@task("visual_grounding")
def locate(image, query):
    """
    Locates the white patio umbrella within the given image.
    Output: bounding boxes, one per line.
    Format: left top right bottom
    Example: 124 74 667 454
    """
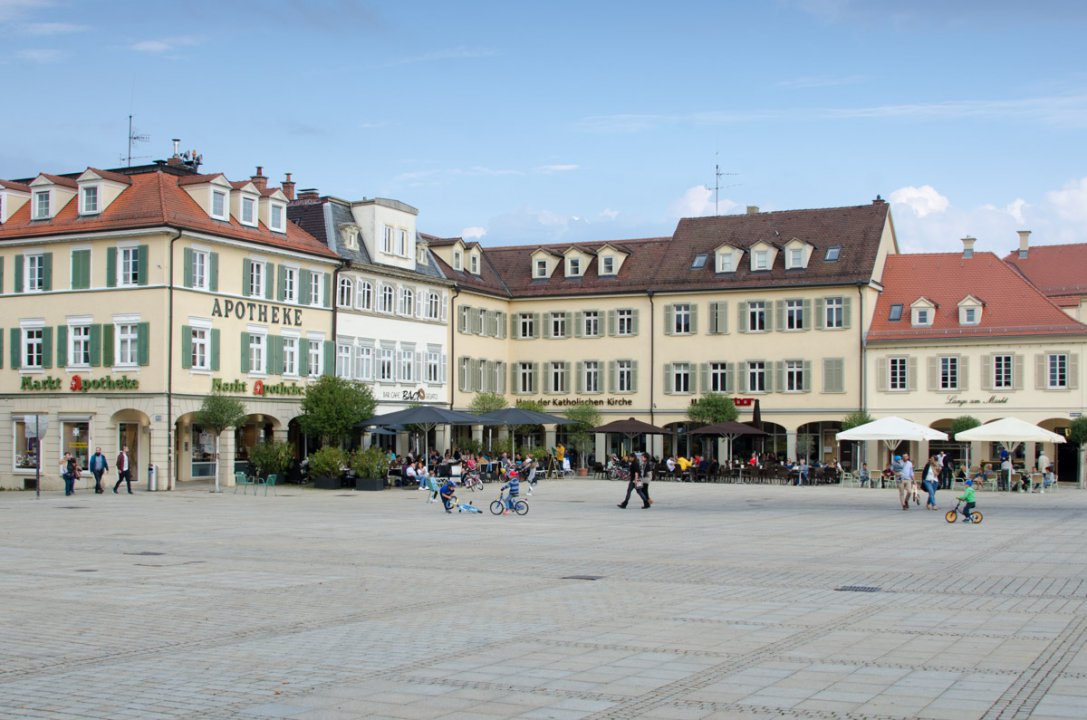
955 418 1065 492
836 416 948 468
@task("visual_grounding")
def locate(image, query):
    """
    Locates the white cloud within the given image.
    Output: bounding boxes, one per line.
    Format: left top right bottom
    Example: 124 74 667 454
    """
668 185 738 218
16 47 62 62
461 226 486 239
131 35 201 53
1046 177 1087 223
600 208 619 220
384 46 495 67
537 164 578 174
888 185 950 218
20 21 85 35
0 0 51 23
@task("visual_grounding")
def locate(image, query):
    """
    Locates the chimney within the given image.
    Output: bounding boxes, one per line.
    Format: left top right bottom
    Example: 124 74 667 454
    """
746 205 759 214
961 236 976 259
1017 230 1031 259
166 138 185 167
872 194 886 204
297 188 320 203
250 166 268 192
281 172 296 201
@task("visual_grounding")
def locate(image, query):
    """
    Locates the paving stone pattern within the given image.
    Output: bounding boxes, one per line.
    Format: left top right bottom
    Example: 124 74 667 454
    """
0 480 1085 719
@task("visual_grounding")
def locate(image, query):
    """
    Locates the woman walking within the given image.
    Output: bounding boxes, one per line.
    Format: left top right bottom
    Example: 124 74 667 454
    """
921 455 941 510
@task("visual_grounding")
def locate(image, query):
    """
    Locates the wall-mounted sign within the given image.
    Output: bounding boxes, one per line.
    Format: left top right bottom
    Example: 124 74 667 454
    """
20 375 140 392
378 388 428 401
688 397 754 407
944 394 1010 406
211 298 305 327
539 397 634 408
211 378 304 397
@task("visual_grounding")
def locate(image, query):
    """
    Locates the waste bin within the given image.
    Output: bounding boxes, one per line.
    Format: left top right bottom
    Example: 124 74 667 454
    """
148 464 157 492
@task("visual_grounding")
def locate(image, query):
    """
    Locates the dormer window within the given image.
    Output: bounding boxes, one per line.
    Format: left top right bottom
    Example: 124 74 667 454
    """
269 203 285 232
469 253 479 274
211 190 227 220
958 297 983 326
453 250 463 271
963 308 977 324
601 256 615 275
717 252 734 273
383 225 394 253
568 258 581 276
240 196 257 226
788 248 803 268
416 244 428 265
397 228 408 256
535 259 548 278
911 301 935 327
80 185 99 215
753 250 769 271
33 191 49 219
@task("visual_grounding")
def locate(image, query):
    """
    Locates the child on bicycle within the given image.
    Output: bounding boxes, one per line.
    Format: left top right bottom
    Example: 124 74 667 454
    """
500 468 521 515
958 479 977 523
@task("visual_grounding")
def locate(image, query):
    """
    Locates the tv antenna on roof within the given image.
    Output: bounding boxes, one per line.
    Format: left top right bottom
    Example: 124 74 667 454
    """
712 152 739 216
124 115 150 166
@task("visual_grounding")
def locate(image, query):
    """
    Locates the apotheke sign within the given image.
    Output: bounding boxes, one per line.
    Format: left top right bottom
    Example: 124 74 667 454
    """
211 298 306 326
20 374 140 392
211 378 305 397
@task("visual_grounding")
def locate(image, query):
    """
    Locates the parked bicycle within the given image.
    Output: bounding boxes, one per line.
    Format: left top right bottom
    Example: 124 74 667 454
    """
461 469 484 492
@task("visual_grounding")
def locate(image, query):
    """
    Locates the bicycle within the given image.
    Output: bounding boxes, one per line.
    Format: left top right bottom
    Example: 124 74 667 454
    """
945 500 983 524
490 488 529 515
461 470 484 492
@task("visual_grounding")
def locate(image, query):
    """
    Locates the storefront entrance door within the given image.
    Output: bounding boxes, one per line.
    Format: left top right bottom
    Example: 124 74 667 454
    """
118 423 139 470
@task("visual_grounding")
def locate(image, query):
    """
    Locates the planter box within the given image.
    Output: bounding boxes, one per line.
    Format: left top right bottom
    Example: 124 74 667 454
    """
355 476 385 491
312 475 342 490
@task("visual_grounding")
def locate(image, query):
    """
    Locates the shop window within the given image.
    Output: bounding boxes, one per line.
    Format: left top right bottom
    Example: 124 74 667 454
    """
61 420 90 473
190 424 216 478
13 418 41 471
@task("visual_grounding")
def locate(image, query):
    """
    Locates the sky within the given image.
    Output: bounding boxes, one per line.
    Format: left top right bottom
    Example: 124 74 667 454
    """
2 0 1087 255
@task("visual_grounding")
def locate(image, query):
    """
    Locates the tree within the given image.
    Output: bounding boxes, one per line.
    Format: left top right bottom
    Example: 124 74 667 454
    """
565 401 602 469
1068 417 1087 488
840 411 874 431
687 393 737 425
297 375 376 448
469 391 507 415
195 392 247 493
248 439 292 480
950 416 982 469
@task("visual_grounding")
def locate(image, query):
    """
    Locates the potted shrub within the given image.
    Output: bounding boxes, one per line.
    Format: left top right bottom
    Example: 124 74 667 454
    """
308 446 345 489
350 446 390 491
248 440 292 482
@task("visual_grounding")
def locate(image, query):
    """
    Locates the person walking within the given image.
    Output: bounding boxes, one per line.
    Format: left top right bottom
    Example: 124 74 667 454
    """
897 453 914 510
939 451 953 490
60 452 78 496
617 453 650 509
114 445 133 494
88 447 109 494
921 455 941 510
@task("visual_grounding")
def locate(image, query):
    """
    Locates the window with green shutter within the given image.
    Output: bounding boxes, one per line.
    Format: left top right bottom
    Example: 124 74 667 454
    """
70 249 90 289
211 329 221 372
240 331 250 373
41 327 53 369
56 325 67 367
323 340 334 375
243 259 253 296
14 254 23 293
266 263 276 300
89 324 101 367
209 251 219 292
103 324 114 367
137 322 150 366
183 248 194 288
106 247 117 288
9 328 19 369
180 325 191 369
137 244 149 286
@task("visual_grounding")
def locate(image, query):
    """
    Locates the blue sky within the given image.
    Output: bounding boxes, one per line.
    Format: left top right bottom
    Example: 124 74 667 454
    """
3 0 1087 255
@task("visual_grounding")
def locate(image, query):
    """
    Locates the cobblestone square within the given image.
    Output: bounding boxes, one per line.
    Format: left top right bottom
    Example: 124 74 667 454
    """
1 480 1084 719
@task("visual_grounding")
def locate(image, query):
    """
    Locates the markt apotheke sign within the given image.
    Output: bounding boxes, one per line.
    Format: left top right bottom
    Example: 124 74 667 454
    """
211 298 307 327
211 378 305 397
20 374 140 392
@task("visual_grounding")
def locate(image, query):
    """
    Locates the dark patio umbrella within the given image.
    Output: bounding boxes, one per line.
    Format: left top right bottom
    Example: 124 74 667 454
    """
358 407 482 460
691 421 767 475
477 407 577 454
592 417 667 455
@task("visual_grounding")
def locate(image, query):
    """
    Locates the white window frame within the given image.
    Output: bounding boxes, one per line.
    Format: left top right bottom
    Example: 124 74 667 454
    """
119 246 140 287
269 203 285 232
338 277 353 308
535 259 547 278
753 250 769 271
709 363 729 392
748 301 766 332
33 190 49 219
355 344 374 381
282 335 298 377
282 266 297 303
240 195 257 227
788 247 803 269
889 356 908 391
785 299 805 331
672 362 691 393
26 254 46 292
400 348 414 382
601 256 615 275
248 331 267 375
357 280 373 311
1047 353 1068 389
583 310 600 337
518 362 535 394
940 356 959 391
617 360 633 393
551 312 567 338
309 271 321 306
469 253 479 274
383 225 394 254
307 339 322 377
617 309 634 336
397 228 408 256
398 287 414 316
785 360 805 392
824 297 844 329
717 252 734 273
673 304 691 334
568 257 581 276
211 189 228 220
584 360 600 393
68 322 91 367
426 351 442 384
913 307 932 327
747 361 767 393
250 260 265 298
190 325 210 371
80 185 99 215
116 318 139 367
336 342 352 379
22 324 44 369
549 361 567 393
378 347 395 382
993 354 1013 389
378 285 394 314
519 313 535 339
426 291 440 320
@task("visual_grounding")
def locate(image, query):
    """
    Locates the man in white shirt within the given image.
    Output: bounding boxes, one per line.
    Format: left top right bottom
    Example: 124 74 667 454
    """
897 452 914 510
113 445 133 494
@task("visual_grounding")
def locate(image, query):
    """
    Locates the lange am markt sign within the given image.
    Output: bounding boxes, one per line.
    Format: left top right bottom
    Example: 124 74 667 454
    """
211 378 305 397
21 374 140 392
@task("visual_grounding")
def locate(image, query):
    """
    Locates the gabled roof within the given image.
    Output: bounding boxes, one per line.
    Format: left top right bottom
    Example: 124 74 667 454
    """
1004 243 1087 304
82 167 133 185
0 169 338 259
34 173 78 189
868 252 1087 342
0 180 30 193
177 173 228 187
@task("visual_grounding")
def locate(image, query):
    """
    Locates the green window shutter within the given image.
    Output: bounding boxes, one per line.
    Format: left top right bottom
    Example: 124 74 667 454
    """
0 256 4 293
959 356 969 391
739 363 748 393
299 270 311 305
773 361 783 393
323 340 334 375
928 356 939 392
137 245 149 286
842 296 852 329
876 357 888 392
815 298 826 329
575 361 584 393
209 252 219 292
183 248 194 288
211 329 221 372
663 304 674 336
41 327 53 368
532 362 540 393
42 253 53 291
277 265 286 301
663 363 673 394
14 254 23 293
700 363 709 393
0 328 3 369
103 324 114 367
908 356 918 392
607 309 616 336
724 362 734 393
532 313 541 338
775 300 785 331
1069 354 1079 390
738 302 748 333
608 361 617 393
265 263 275 300
801 299 812 331
137 322 150 366
10 328 20 368
630 360 638 393
106 247 117 287
690 304 699 334
240 332 250 373
271 335 284 375
631 309 639 336
71 250 90 289
574 312 583 338
542 313 552 339
298 340 310 377
510 312 518 338
89 324 101 367
56 325 67 367
243 259 253 296
180 326 191 369
803 360 811 392
322 273 331 308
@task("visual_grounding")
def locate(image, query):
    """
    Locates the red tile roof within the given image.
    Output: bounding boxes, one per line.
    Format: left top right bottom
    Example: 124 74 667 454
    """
868 252 1087 341
0 169 338 259
38 173 78 189
0 180 32 193
1003 243 1087 303
85 167 133 185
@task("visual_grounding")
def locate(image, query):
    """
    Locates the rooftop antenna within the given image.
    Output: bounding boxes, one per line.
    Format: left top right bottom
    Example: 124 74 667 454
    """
712 152 738 216
125 115 150 166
